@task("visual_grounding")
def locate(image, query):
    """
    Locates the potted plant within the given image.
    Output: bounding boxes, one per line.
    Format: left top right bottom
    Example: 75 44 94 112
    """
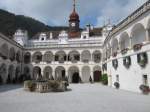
133 43 143 51
139 84 149 95
139 60 146 67
121 48 128 55
101 74 108 85
24 80 36 92
114 82 120 89
137 52 148 68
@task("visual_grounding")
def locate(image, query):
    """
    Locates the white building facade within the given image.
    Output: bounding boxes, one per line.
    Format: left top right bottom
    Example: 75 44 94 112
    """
0 0 149 93
102 1 150 92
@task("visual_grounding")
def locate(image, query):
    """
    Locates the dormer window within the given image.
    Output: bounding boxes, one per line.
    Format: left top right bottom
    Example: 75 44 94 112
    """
39 33 46 41
83 36 86 39
41 38 44 41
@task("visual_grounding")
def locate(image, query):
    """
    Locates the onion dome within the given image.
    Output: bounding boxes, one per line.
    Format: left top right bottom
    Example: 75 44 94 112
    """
69 0 80 22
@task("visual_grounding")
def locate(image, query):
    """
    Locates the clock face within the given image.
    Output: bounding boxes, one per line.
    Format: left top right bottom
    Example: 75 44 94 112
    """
71 22 76 27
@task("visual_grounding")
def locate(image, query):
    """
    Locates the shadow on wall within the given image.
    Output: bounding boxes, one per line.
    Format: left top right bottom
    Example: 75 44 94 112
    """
0 84 22 93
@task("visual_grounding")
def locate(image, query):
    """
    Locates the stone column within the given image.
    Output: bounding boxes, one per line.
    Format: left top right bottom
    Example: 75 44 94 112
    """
52 71 55 80
145 29 149 42
41 69 44 78
129 37 132 49
118 42 121 52
80 53 82 62
79 70 82 83
90 71 94 83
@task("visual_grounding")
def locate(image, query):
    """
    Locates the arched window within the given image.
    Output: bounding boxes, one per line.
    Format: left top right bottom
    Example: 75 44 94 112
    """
0 43 9 59
32 52 42 63
24 52 31 64
111 38 118 57
43 51 53 63
82 66 90 82
55 51 66 63
93 50 101 63
81 50 91 63
55 66 65 80
120 32 130 50
43 66 53 80
16 51 21 63
33 66 41 80
131 23 146 46
68 51 80 63
9 47 15 61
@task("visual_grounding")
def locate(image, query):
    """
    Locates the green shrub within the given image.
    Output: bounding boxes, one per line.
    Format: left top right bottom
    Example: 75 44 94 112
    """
101 74 108 85
24 80 36 91
48 80 60 90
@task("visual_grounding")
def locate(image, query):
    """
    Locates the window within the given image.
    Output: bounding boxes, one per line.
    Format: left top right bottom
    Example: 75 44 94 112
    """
143 75 148 85
83 36 86 39
41 38 44 41
74 55 80 61
55 55 59 61
116 75 119 82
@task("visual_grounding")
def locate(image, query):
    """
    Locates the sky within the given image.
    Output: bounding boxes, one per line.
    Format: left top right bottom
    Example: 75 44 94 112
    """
0 0 148 28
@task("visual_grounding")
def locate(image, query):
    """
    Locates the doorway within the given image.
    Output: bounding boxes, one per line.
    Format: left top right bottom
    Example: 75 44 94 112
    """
94 71 102 82
72 72 80 83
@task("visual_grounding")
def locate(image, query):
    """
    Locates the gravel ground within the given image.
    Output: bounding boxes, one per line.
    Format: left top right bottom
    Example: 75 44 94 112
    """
0 84 150 112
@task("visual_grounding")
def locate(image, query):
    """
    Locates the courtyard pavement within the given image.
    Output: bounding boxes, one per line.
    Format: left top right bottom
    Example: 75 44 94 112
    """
0 84 150 112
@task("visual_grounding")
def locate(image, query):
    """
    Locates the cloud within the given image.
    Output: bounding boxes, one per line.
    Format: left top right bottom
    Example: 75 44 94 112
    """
96 0 148 26
0 0 148 27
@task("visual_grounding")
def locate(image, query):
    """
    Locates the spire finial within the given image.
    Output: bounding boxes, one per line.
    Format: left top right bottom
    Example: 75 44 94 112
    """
73 0 76 12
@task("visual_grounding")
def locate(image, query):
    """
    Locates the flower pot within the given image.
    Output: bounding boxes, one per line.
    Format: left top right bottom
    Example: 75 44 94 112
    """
139 85 149 95
114 82 120 89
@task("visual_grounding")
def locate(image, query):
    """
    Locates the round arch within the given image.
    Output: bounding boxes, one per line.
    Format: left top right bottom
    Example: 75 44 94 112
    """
92 50 101 63
119 32 130 50
82 66 91 83
16 51 21 63
43 51 53 63
81 50 91 63
7 65 15 83
55 51 66 63
131 23 146 46
55 66 66 80
33 66 41 80
15 66 21 81
24 66 30 75
43 66 53 80
0 63 7 84
9 47 16 61
68 50 80 63
32 52 42 63
111 38 118 55
68 66 80 83
23 66 31 80
93 66 102 82
24 52 31 64
0 43 9 59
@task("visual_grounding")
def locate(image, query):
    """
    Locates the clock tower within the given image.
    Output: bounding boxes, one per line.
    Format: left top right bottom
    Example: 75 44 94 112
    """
69 0 80 38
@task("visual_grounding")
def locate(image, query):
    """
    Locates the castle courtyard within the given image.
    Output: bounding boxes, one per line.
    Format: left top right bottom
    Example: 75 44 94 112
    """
0 84 150 112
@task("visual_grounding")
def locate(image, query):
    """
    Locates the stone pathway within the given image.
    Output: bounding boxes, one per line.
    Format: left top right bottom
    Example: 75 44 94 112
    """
0 84 150 112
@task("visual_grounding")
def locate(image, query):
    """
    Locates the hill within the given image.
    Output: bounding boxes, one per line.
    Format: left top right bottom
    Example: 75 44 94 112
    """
0 9 69 38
